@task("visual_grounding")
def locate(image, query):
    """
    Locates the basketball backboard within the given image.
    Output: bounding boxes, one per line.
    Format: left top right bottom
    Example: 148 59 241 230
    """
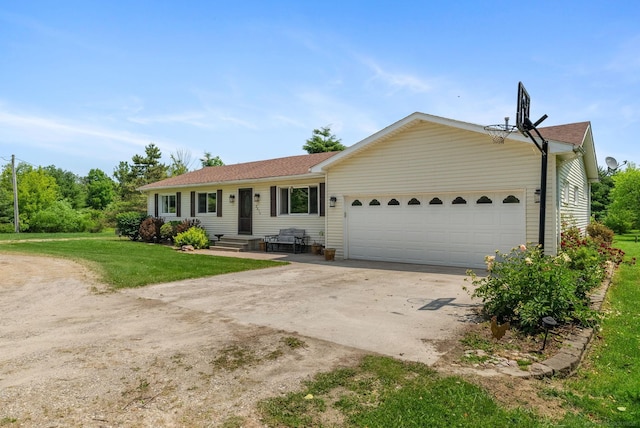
516 81 530 133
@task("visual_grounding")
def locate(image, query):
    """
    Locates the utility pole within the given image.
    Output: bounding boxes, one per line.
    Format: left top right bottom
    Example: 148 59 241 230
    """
11 154 19 233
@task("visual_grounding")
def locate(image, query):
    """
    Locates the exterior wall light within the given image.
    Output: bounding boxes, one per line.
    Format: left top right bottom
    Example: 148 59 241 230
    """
329 196 337 208
534 188 541 204
229 194 235 203
254 193 260 203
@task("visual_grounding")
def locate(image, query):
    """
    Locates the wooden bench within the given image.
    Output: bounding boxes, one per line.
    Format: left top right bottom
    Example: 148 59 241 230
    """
264 228 308 253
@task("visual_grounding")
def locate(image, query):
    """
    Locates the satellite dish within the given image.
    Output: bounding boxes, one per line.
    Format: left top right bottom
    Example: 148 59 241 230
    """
605 156 627 173
605 157 619 170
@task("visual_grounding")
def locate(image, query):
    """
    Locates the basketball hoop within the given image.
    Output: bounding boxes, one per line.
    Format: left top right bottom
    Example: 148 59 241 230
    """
484 117 517 144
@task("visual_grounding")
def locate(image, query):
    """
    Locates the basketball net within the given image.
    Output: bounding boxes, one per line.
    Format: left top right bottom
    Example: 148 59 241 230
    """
484 117 517 144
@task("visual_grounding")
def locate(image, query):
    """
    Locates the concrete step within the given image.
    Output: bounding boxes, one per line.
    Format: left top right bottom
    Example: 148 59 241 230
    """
210 245 243 252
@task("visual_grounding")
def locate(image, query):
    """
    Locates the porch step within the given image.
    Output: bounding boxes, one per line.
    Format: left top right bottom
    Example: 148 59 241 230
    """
212 236 262 252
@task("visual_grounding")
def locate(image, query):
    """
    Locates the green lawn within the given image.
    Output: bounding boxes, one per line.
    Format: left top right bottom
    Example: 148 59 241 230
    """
0 230 116 241
553 235 640 425
0 236 285 288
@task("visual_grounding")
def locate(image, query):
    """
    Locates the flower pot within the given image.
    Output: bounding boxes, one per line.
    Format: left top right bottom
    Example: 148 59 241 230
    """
259 241 266 252
311 243 322 255
324 248 336 261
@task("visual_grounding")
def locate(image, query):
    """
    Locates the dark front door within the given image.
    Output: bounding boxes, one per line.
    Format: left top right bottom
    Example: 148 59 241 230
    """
238 188 252 235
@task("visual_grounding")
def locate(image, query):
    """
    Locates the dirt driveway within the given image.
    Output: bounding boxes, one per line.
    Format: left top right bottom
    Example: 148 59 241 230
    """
0 252 476 427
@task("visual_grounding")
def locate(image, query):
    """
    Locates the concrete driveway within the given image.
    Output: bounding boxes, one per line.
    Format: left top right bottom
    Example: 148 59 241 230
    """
127 251 479 365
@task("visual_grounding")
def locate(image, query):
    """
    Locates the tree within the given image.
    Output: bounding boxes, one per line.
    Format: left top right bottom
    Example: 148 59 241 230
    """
85 168 115 210
200 152 224 167
0 163 59 230
590 166 614 222
169 149 194 176
302 126 346 154
605 163 640 233
43 165 86 209
114 143 168 202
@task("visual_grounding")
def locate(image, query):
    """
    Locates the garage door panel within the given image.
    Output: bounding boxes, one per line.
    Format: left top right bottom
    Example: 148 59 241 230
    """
347 193 525 268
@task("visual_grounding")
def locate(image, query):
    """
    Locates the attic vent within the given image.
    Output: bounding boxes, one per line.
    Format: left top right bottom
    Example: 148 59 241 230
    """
476 196 493 204
351 199 362 206
429 197 443 205
452 196 467 205
388 198 400 206
369 199 381 206
408 198 421 205
503 195 520 204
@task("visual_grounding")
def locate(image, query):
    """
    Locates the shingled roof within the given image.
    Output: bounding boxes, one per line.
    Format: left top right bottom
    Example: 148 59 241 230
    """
538 121 590 146
138 151 338 191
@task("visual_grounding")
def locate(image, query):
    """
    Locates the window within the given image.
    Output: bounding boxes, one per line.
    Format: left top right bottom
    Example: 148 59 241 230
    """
429 197 443 205
452 196 467 205
562 181 570 204
161 194 176 214
197 192 216 213
388 198 400 206
280 186 319 215
408 198 421 205
476 196 493 204
573 186 579 204
503 195 520 204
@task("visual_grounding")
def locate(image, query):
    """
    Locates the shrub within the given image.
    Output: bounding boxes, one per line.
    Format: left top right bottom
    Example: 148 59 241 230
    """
174 227 210 249
115 211 147 240
29 201 86 233
160 221 180 242
586 221 614 243
466 245 597 332
139 217 164 242
82 209 106 233
604 209 634 234
176 218 202 234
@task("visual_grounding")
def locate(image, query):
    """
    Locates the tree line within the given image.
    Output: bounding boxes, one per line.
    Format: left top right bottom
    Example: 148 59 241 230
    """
0 126 345 233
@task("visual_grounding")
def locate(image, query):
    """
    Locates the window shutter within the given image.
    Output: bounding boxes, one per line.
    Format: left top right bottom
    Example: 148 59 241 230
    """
217 189 222 217
319 183 326 217
190 191 196 217
176 192 181 217
270 186 277 217
154 193 159 217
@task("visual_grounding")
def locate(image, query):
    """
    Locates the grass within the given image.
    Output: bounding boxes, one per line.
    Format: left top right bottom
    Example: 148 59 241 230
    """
553 235 640 425
259 355 549 427
0 235 285 288
0 230 115 241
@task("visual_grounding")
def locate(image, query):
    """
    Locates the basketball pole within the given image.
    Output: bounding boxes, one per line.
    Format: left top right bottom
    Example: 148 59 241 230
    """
522 118 549 253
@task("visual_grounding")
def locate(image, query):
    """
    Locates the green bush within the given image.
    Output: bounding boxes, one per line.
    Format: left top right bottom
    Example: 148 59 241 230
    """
139 217 164 242
466 245 597 332
587 221 614 243
0 223 16 233
82 209 106 233
160 222 179 242
604 209 634 234
174 227 209 249
29 201 87 233
115 211 147 240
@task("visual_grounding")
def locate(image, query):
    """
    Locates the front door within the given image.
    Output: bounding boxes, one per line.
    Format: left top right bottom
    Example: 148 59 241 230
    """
238 188 252 235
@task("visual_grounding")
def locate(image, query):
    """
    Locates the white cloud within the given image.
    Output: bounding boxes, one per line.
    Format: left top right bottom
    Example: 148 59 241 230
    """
360 57 434 94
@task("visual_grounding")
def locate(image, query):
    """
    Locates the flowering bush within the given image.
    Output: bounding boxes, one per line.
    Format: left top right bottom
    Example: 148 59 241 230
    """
174 227 210 249
466 245 599 332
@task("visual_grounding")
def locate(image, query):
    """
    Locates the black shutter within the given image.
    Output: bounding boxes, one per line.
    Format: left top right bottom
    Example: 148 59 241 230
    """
270 186 277 217
190 191 196 217
176 192 181 217
319 183 326 217
217 189 222 217
154 193 159 217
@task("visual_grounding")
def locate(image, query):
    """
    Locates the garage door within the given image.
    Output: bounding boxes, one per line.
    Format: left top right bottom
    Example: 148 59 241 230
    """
346 192 525 268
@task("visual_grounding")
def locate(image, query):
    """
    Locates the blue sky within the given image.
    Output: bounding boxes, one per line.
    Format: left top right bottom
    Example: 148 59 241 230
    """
1 1 638 177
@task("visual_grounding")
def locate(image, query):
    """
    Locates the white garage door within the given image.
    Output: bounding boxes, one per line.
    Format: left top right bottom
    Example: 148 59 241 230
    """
346 192 525 268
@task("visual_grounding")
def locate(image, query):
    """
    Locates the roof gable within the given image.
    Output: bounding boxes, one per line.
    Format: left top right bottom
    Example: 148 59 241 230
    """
139 151 338 191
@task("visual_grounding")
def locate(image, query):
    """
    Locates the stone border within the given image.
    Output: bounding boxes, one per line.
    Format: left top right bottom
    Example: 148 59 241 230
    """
497 267 613 379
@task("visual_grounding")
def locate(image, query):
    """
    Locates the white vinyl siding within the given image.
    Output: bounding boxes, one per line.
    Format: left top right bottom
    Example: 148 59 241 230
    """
144 179 326 245
324 120 558 260
557 156 590 234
